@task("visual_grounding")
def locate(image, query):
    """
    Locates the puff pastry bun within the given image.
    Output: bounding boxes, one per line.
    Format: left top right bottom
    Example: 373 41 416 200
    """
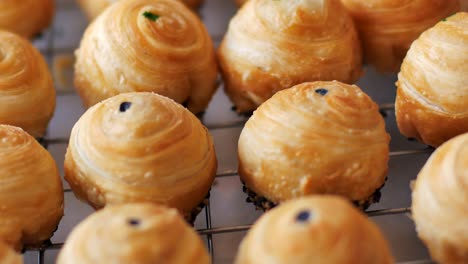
0 241 22 264
64 92 217 222
0 125 64 250
235 196 394 264
0 30 56 138
57 203 210 264
238 81 390 209
341 0 460 72
0 0 54 38
396 12 468 147
77 0 205 20
412 133 468 263
74 0 217 114
218 0 362 113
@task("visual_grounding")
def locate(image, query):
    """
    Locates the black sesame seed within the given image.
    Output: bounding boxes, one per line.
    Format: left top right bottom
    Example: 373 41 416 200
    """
296 210 312 222
128 218 140 226
119 102 132 112
315 88 328 96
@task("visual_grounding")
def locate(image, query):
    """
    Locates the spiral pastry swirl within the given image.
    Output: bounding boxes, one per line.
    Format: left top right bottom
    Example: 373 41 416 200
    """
412 133 468 263
341 0 460 72
238 81 389 205
77 0 206 20
64 92 217 221
396 12 468 147
0 0 54 38
0 30 56 138
57 204 210 264
0 125 64 250
0 241 22 264
218 0 362 113
74 0 217 114
235 196 394 264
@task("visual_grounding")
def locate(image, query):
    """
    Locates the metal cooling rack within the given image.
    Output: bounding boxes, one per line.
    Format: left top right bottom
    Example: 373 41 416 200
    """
21 0 436 263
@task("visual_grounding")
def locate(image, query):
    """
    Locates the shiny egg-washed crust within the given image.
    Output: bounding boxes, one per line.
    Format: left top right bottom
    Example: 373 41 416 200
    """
0 241 22 264
74 0 217 114
0 30 56 138
0 125 64 250
77 0 205 20
341 0 460 73
235 196 394 264
0 0 54 38
57 204 210 264
238 81 390 205
64 92 217 222
396 13 468 147
218 0 362 113
412 133 468 263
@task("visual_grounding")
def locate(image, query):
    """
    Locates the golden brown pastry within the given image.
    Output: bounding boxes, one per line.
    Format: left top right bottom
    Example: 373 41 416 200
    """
218 0 362 113
64 92 217 222
238 81 390 210
74 0 217 114
77 0 205 20
341 0 460 72
235 196 394 264
412 133 468 263
462 0 468 11
57 203 210 264
0 30 56 138
0 0 54 38
234 0 247 6
395 12 468 147
0 125 64 250
0 241 22 264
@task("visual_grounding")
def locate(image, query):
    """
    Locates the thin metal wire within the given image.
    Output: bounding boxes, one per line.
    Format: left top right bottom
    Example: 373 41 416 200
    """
38 250 44 264
205 203 214 259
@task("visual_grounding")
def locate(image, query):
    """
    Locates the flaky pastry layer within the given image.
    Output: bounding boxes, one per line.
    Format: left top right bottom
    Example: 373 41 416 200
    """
396 12 468 147
0 0 54 38
238 81 390 205
218 0 362 113
0 125 64 250
0 30 56 138
64 92 217 220
412 133 468 263
57 204 210 264
74 0 217 114
341 0 460 72
235 196 394 264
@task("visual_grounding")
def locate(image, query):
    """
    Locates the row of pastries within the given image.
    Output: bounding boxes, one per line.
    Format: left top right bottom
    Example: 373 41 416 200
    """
0 0 467 263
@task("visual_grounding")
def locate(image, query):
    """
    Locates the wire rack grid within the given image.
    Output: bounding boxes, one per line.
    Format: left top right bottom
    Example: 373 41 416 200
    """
20 0 438 263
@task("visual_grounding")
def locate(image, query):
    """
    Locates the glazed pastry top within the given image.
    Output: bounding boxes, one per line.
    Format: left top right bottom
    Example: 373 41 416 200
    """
398 12 468 115
57 204 210 264
236 196 394 264
412 133 468 249
238 81 389 203
0 125 64 249
223 0 359 72
0 30 56 137
66 92 216 213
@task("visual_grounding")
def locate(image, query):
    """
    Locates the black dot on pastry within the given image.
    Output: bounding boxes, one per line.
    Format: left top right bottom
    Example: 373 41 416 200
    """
119 102 132 112
127 218 140 226
315 88 328 96
296 210 312 222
